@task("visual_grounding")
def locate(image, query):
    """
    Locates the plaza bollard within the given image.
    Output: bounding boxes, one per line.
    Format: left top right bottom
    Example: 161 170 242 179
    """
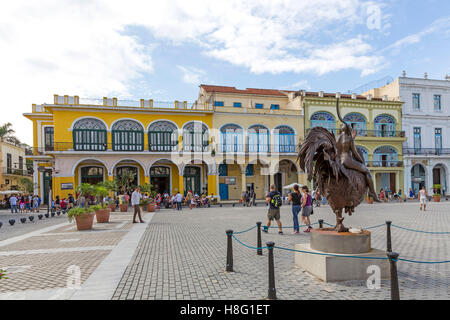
9 219 15 226
20 218 26 224
319 219 324 229
256 222 263 256
226 230 234 272
56 211 61 216
38 214 43 220
44 213 49 218
266 241 277 300
387 252 400 300
0 221 2 229
386 221 392 253
29 216 34 222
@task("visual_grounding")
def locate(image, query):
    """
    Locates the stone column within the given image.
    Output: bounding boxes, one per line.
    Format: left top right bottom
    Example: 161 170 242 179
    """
178 174 184 195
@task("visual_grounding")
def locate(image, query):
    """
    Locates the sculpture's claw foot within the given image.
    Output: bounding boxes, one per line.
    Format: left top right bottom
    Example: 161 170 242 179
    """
334 224 349 233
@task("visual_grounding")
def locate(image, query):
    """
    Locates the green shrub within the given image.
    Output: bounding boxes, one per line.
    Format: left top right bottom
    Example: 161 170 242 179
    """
67 207 94 223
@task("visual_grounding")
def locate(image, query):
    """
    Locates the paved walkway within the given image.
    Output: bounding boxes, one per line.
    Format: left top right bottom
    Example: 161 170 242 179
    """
112 201 450 300
1 201 449 300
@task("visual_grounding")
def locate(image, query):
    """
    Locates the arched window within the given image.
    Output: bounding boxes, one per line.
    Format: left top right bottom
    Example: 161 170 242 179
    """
248 125 270 153
80 166 104 185
112 120 144 151
183 122 209 152
220 124 244 153
344 113 367 136
148 121 178 152
274 125 295 153
310 112 336 133
356 146 369 165
373 146 398 167
73 118 107 151
374 115 396 137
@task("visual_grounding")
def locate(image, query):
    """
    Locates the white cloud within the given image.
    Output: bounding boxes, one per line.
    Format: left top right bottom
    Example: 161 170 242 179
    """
0 0 386 144
177 66 206 85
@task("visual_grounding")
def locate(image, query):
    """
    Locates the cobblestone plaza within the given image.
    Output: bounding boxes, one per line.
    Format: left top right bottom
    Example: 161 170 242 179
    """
0 201 449 300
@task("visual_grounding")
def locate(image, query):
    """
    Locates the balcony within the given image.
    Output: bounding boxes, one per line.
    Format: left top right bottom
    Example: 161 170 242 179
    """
306 128 405 138
366 161 403 168
217 144 297 153
403 148 450 156
2 167 33 176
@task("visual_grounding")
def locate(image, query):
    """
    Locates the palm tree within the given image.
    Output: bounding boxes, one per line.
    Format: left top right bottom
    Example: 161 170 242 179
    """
0 123 15 139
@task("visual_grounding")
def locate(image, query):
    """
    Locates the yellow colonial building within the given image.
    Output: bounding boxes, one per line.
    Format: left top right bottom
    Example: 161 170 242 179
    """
299 90 406 194
24 88 307 203
195 85 306 200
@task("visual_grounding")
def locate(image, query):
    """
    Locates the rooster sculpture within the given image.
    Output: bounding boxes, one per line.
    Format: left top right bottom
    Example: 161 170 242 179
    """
298 99 380 232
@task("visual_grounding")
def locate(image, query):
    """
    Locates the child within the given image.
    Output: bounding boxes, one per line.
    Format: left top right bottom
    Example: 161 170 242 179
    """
19 198 25 213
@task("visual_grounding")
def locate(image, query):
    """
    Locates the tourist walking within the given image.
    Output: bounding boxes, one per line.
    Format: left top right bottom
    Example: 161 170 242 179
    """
131 187 144 223
175 191 183 211
263 184 283 235
419 186 428 211
301 186 313 233
288 184 302 234
9 195 18 213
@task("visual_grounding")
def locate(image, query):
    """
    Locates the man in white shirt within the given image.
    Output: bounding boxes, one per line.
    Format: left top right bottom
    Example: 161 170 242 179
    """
175 191 183 211
9 195 18 213
131 187 144 223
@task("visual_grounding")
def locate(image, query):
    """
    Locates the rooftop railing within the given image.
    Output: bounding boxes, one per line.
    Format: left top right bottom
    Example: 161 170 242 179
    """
306 128 405 138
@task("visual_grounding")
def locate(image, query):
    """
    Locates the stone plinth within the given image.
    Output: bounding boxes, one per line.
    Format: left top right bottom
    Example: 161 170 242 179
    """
310 228 371 254
295 229 389 282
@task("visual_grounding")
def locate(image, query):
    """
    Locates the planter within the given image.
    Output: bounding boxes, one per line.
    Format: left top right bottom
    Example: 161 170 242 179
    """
366 197 374 204
119 204 129 212
147 203 156 212
95 208 111 223
108 204 116 212
433 195 441 203
74 213 95 231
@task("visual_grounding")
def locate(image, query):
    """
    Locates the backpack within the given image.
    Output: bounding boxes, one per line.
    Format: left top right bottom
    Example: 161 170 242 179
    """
271 192 282 209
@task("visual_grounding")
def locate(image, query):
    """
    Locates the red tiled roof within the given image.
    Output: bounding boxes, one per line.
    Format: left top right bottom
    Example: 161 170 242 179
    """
200 84 289 96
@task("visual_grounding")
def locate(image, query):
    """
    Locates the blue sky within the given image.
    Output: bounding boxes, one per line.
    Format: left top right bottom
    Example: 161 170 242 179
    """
1 0 450 143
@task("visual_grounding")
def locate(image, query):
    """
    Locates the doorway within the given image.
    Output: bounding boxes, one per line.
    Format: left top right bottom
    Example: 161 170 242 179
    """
184 166 201 195
150 166 171 194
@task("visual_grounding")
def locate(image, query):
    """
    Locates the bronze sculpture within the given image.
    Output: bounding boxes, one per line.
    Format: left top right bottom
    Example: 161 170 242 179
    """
298 99 380 232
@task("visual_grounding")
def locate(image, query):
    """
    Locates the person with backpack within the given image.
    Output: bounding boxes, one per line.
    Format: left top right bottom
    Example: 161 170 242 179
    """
264 184 283 235
301 186 313 233
288 184 302 234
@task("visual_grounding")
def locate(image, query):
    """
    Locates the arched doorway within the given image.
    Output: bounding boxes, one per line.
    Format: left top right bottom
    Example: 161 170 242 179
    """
80 166 104 185
433 164 447 196
115 166 139 192
184 166 202 196
411 164 426 195
275 159 299 194
150 166 171 194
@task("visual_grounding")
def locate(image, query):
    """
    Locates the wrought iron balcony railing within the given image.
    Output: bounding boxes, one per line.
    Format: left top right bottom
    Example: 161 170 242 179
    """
2 167 33 176
306 128 405 138
403 148 450 156
366 161 403 168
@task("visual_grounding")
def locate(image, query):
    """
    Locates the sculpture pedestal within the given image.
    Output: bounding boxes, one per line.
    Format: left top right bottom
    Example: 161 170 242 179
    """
295 229 389 282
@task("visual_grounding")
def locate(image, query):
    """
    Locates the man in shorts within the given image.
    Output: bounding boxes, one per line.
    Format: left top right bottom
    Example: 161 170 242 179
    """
263 184 283 235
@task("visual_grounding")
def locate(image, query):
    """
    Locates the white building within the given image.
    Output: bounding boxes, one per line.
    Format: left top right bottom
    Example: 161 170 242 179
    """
365 72 450 197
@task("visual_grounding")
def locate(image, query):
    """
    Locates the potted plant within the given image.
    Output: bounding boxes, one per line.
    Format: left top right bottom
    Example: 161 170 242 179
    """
76 183 95 208
139 183 156 212
90 203 110 223
107 199 116 212
366 193 374 204
68 207 95 231
433 184 441 202
119 197 129 212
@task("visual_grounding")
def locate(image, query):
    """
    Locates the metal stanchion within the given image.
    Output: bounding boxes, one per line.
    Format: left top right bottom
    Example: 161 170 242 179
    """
266 241 277 300
256 222 262 256
386 221 392 252
226 230 234 272
387 252 400 300
319 219 324 229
